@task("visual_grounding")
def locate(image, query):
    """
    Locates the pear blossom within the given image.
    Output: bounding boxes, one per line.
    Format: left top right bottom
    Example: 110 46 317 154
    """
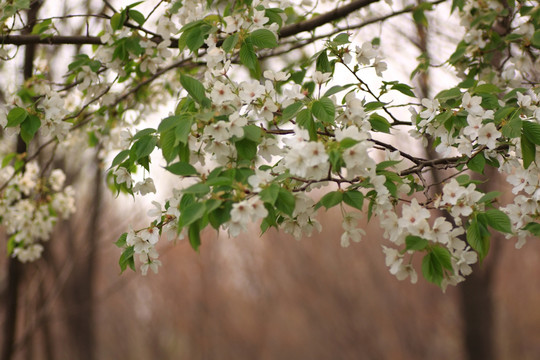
477 123 501 149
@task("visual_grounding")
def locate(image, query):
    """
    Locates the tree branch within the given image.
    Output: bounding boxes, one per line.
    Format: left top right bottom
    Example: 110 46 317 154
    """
279 0 381 38
1 0 385 47
1 34 102 46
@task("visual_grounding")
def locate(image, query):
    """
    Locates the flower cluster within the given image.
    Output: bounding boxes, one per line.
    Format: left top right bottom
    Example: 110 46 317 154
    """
0 162 75 262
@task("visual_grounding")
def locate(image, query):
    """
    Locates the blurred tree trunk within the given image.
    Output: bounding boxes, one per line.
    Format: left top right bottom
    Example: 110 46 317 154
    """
410 1 499 359
1 1 42 358
61 154 102 360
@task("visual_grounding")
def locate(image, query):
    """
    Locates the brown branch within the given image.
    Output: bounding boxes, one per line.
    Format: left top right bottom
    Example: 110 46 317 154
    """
279 0 381 38
2 0 384 47
1 34 103 46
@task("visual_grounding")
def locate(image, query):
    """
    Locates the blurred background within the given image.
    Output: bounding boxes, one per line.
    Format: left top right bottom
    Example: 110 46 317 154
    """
2 190 540 360
2 0 540 359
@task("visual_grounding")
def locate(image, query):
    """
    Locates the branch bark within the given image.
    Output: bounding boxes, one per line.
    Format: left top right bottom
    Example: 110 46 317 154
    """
0 0 384 47
279 0 381 38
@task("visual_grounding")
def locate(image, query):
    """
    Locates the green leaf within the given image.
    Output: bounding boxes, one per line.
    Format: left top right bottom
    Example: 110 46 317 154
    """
521 134 536 169
6 107 28 127
2 153 16 168
242 125 262 142
523 222 540 236
128 9 145 25
467 218 490 260
265 8 283 27
185 24 210 52
369 114 391 133
311 97 335 123
315 50 331 73
259 183 280 205
235 139 258 161
431 245 453 271
31 19 52 35
208 201 232 229
522 120 540 145
474 84 501 94
376 160 401 171
482 209 512 234
435 87 462 102
127 1 144 9
133 128 156 140
160 128 177 163
412 8 428 27
478 191 501 204
405 235 429 251
332 33 350 45
448 41 467 64
205 199 222 214
249 28 278 48
20 115 41 145
392 83 415 97
183 183 210 195
501 111 522 138
179 202 206 228
422 252 444 286
323 84 354 97
111 150 130 168
422 245 453 286
532 30 540 48
158 115 180 132
180 74 208 106
340 138 359 150
175 116 193 144
7 235 16 255
282 101 303 122
364 101 386 112
467 152 485 174
343 190 364 210
111 12 124 31
276 188 296 217
451 0 465 12
222 33 239 52
188 221 201 251
296 109 317 141
119 246 135 273
317 191 343 210
114 232 128 248
133 136 157 160
166 161 198 176
239 39 259 77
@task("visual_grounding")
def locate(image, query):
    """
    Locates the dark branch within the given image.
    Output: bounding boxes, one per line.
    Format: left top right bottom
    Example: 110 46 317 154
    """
279 0 381 38
1 34 102 46
1 0 385 47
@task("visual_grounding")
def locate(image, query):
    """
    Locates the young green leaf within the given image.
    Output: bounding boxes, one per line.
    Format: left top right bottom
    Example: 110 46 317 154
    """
521 134 536 169
276 188 296 217
119 246 135 273
20 115 41 145
523 222 540 236
114 232 128 248
343 190 364 210
317 191 343 210
249 28 278 48
467 218 490 260
522 120 540 145
405 235 429 251
311 97 335 123
6 107 28 127
482 209 512 234
165 161 198 176
180 74 207 106
179 202 206 228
